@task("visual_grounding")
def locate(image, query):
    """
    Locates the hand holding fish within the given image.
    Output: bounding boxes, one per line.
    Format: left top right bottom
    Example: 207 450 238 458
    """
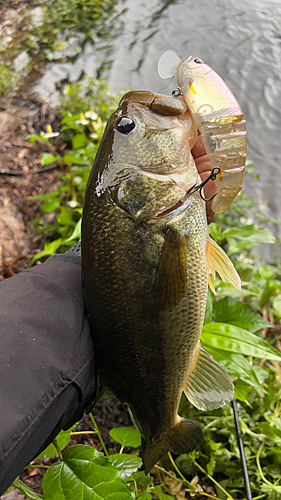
192 132 216 223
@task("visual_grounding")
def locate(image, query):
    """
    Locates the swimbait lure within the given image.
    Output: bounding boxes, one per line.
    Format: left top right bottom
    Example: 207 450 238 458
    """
158 50 247 213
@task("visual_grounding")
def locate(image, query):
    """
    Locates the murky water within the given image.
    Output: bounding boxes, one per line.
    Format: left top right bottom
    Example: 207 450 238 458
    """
3 0 281 258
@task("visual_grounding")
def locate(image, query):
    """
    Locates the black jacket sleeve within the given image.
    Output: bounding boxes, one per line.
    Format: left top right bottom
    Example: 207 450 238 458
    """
0 253 96 494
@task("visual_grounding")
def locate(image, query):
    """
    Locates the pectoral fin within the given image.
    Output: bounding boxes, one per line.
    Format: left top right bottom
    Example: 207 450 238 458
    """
184 342 234 411
155 229 187 310
206 236 241 294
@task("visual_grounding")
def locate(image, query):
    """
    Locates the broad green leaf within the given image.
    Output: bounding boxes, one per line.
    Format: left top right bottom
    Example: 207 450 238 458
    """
42 445 131 500
64 218 81 242
72 133 87 150
272 295 281 319
137 494 152 500
261 484 281 500
12 478 43 499
44 238 62 253
208 222 222 241
213 297 273 332
201 323 281 360
260 283 280 308
109 427 141 448
221 225 277 244
36 424 77 459
41 152 60 166
41 198 61 213
153 485 174 499
27 134 41 143
63 153 90 166
29 250 53 265
206 347 268 391
215 282 259 299
258 423 281 442
28 189 60 201
57 206 75 226
131 470 153 487
108 454 142 479
234 378 252 404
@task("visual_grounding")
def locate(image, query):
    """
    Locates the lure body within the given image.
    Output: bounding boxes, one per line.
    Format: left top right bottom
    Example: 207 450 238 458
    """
158 51 247 213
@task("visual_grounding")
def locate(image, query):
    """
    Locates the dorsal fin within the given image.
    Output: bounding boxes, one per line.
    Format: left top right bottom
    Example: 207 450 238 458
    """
157 50 181 79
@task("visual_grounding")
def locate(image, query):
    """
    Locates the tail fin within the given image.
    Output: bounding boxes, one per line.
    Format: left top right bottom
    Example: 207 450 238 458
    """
142 417 203 474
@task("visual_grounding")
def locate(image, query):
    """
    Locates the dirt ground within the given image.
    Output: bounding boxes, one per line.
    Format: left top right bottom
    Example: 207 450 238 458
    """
0 97 62 280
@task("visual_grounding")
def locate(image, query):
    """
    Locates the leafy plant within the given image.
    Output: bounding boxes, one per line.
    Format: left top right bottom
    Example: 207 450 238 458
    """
27 78 121 264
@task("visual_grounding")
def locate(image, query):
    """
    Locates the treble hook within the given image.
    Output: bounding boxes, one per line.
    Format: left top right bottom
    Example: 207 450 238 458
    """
188 167 221 202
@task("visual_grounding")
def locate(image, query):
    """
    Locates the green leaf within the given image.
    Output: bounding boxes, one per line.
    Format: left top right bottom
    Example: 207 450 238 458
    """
72 133 87 150
131 470 153 487
260 283 280 308
261 484 281 500
64 218 81 242
234 378 252 404
41 198 61 212
221 224 277 244
44 238 62 253
206 347 268 391
204 289 213 325
201 323 281 360
36 424 77 459
27 134 41 143
258 423 281 442
12 478 43 499
213 297 273 332
63 152 90 166
108 454 142 479
109 427 141 448
215 282 259 299
137 494 152 500
57 206 75 226
42 445 131 500
153 485 174 499
41 152 60 166
28 189 60 201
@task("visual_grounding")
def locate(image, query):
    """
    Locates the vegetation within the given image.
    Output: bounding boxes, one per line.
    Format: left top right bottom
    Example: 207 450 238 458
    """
0 0 118 98
4 79 281 499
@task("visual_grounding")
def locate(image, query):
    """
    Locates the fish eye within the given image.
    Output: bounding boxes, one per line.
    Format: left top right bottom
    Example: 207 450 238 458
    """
115 117 136 134
194 58 204 64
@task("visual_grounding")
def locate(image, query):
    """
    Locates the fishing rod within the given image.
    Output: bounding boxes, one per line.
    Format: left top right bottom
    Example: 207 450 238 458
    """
232 399 253 500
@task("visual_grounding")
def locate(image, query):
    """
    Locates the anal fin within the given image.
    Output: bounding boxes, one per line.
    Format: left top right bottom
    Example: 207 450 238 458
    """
207 236 241 294
184 342 234 411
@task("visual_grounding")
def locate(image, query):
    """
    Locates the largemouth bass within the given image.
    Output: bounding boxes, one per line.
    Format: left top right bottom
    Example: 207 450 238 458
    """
82 90 240 473
158 51 247 213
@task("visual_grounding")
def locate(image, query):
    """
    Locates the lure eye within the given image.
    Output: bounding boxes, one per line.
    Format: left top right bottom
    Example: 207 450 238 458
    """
115 117 135 134
194 58 204 64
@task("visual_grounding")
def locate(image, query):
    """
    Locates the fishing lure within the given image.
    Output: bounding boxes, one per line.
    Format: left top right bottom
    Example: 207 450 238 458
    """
158 51 247 213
